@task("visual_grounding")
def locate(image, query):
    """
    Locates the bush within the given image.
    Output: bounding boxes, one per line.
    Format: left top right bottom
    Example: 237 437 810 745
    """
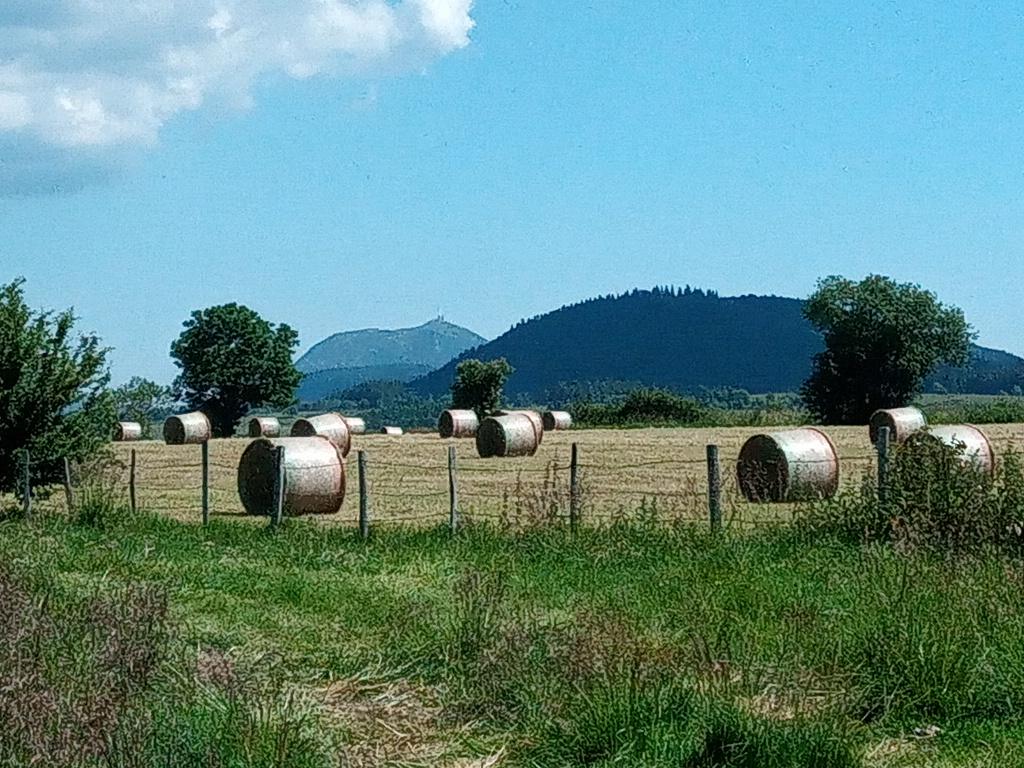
798 434 1024 554
575 388 706 427
921 396 1024 425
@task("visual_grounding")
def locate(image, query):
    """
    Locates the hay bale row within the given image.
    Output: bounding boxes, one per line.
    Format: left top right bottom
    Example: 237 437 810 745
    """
477 412 542 458
494 410 544 446
925 424 995 476
542 410 573 431
737 428 839 503
869 407 927 445
237 436 345 516
248 416 281 438
164 412 211 445
380 426 404 436
291 413 352 457
438 409 479 438
343 416 367 435
114 421 143 442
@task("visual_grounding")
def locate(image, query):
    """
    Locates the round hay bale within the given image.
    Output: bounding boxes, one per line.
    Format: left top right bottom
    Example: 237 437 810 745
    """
476 413 541 458
290 413 351 457
737 428 839 503
163 412 211 445
926 424 995 476
114 421 143 442
248 416 281 438
237 437 345 516
542 410 573 431
343 416 367 435
380 426 404 436
438 409 479 438
494 410 544 446
869 407 927 445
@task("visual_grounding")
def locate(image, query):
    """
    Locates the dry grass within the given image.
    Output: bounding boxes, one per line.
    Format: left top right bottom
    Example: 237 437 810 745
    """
90 424 1024 529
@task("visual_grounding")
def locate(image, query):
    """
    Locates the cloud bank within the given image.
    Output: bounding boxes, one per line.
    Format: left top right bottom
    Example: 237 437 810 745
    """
0 0 474 192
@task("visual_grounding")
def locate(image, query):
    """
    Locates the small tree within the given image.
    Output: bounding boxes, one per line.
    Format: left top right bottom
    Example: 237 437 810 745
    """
113 377 175 439
801 275 973 424
0 278 115 491
451 358 514 419
170 304 301 437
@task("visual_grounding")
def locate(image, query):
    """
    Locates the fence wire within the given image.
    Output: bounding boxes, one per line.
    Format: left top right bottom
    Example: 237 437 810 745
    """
83 434 903 532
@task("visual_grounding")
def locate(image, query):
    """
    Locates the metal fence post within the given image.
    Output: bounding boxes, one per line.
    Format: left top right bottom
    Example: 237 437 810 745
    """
270 445 285 530
201 441 210 526
569 442 580 534
707 444 722 534
876 425 891 506
358 450 369 540
448 445 459 535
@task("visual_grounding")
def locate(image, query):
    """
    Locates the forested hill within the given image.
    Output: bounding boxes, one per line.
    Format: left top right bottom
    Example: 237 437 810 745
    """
412 289 821 397
410 288 1024 398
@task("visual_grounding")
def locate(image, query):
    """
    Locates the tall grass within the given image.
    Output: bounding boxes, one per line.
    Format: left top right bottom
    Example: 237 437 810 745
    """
798 434 1024 554
4 487 1024 764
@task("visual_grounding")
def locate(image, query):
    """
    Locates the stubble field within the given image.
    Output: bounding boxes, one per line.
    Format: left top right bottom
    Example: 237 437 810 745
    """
107 423 1024 529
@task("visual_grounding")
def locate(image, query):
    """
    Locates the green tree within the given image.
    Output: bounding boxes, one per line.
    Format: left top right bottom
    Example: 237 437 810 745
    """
801 275 973 424
170 304 301 437
0 278 115 491
112 377 175 439
451 358 514 419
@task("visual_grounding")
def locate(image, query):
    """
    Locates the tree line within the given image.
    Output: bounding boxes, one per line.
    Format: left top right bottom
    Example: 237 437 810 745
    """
0 273 975 492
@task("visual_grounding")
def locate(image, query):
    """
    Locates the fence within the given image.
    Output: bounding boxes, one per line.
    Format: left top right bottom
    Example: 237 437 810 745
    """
12 427 902 534
16 424 1024 533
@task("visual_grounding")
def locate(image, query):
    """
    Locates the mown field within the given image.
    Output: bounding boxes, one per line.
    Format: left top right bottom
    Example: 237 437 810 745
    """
103 424 1024 530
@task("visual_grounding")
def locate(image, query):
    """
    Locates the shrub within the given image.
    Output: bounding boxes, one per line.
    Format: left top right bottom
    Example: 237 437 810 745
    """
797 434 1024 554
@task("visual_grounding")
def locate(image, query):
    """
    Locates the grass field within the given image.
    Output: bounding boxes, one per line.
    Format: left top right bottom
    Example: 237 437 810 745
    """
104 424 1024 530
8 424 1024 766
4 509 1024 765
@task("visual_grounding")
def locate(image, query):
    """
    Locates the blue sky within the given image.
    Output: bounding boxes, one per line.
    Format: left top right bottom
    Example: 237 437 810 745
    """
3 1 1024 384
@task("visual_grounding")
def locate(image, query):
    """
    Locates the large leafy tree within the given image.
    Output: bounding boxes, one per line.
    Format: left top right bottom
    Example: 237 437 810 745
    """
0 278 115 491
801 275 973 424
451 358 514 419
113 377 176 439
170 304 301 437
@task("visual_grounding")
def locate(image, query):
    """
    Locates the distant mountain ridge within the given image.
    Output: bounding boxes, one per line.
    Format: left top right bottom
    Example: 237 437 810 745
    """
296 318 485 401
410 288 1024 399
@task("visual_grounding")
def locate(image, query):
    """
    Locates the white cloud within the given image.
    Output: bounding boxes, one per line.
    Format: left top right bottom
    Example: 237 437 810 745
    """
0 0 474 191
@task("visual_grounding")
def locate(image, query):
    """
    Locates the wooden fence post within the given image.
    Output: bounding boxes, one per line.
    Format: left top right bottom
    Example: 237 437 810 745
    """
358 451 369 540
270 445 285 530
201 441 210 526
129 449 137 514
706 444 722 534
20 450 31 519
569 443 580 534
63 457 75 512
876 425 891 506
448 445 459 535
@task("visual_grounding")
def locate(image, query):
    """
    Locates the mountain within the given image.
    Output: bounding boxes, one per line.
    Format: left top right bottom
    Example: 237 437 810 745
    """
927 346 1024 395
296 318 486 401
411 288 1024 398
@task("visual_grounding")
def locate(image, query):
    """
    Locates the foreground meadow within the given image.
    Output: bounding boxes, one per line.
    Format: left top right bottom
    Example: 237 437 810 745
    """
1 508 1024 766
7 424 1024 766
